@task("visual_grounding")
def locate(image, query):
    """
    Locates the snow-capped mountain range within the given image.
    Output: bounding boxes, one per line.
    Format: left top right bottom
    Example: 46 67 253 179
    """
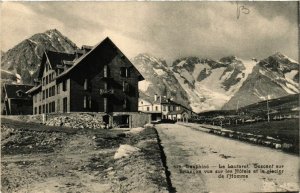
222 53 299 110
134 53 299 112
1 29 299 112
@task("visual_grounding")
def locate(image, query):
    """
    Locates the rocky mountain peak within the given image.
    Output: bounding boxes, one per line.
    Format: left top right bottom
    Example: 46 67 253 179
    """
219 56 238 64
1 29 78 84
132 53 168 69
258 52 299 74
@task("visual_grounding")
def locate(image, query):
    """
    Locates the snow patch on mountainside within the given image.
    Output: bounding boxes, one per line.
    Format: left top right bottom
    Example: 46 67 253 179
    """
199 67 226 93
153 68 166 76
139 80 151 92
285 70 298 82
283 55 299 64
28 39 38 45
174 68 231 111
192 63 208 78
177 60 186 67
177 68 195 85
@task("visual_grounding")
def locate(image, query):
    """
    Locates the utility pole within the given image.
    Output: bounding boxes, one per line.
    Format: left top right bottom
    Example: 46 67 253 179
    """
236 100 239 112
267 95 270 122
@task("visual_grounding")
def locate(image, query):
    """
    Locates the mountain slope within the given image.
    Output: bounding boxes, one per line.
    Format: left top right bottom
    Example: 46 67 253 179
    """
170 56 256 112
132 53 190 107
222 53 299 110
1 29 78 84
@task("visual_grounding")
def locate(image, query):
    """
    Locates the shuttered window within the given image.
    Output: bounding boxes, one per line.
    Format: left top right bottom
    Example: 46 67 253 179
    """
84 96 87 108
84 79 88 90
57 99 60 112
88 96 92 109
63 97 67 112
104 98 107 112
120 67 130 77
57 84 60 94
104 65 108 77
63 80 67 91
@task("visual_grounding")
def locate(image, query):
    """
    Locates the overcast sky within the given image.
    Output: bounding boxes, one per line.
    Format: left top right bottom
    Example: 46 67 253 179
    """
1 1 299 63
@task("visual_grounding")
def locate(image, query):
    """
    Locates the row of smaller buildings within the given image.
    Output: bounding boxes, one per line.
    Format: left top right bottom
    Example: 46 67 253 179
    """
1 84 197 122
138 94 198 122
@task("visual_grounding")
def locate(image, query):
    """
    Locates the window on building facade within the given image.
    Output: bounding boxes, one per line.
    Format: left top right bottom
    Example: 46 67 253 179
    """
43 77 45 86
52 86 54 96
63 80 67 91
57 84 60 94
103 97 107 112
42 104 45 113
49 102 52 113
52 101 55 113
63 97 67 112
46 89 48 98
84 79 88 90
46 76 48 84
34 107 37 115
170 106 173 111
155 106 158 111
163 105 166 111
88 96 92 109
147 107 150 111
125 68 130 77
123 98 127 110
166 106 169 111
84 96 87 108
39 106 41 114
104 65 108 77
120 67 130 77
123 81 129 92
57 99 60 112
42 90 45 99
46 103 48 113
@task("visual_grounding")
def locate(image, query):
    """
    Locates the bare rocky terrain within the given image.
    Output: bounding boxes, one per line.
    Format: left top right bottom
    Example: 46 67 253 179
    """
1 118 168 193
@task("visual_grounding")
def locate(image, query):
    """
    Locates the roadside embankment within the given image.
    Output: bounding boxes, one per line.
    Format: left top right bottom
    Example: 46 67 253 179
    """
178 122 298 154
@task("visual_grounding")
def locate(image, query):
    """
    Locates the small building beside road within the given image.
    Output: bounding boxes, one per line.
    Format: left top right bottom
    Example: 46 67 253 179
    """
1 84 34 115
138 94 197 122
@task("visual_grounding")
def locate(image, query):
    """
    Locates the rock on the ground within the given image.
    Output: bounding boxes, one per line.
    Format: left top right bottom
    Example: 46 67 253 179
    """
114 144 140 160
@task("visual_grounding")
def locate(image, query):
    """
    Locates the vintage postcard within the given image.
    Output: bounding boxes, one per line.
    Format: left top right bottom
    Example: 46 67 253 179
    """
1 1 299 193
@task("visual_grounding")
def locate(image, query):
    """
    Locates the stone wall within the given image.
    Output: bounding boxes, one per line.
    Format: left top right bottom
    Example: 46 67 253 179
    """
3 112 151 129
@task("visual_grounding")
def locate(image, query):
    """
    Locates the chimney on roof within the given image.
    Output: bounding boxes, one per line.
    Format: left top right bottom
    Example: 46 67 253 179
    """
154 94 157 101
81 45 93 53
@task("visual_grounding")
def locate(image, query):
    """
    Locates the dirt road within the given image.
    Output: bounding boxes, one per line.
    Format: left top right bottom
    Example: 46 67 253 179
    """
156 123 299 193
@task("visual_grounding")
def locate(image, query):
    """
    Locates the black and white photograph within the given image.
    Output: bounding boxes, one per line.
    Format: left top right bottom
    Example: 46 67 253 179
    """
0 1 299 193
